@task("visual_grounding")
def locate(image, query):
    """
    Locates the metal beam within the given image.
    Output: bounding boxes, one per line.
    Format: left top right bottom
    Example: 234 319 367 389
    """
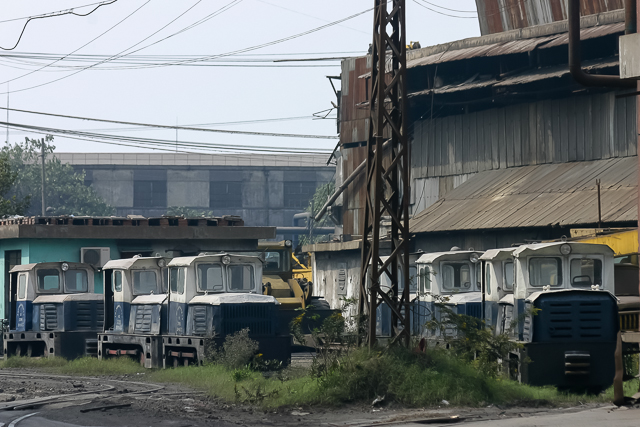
359 0 411 348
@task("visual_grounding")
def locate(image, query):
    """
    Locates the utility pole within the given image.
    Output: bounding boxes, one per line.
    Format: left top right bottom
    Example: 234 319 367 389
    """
359 0 410 348
41 140 46 216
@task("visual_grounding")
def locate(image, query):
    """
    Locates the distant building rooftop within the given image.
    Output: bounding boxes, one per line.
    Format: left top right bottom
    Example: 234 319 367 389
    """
54 152 332 168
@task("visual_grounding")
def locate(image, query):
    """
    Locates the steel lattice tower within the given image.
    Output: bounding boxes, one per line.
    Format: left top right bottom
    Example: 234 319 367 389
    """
359 0 410 347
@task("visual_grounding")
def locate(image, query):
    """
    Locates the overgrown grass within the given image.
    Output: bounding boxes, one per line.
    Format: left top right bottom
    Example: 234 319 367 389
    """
1 351 635 409
0 356 144 376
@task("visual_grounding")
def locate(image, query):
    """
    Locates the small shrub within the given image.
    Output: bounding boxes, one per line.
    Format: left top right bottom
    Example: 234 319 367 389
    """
207 328 259 370
231 366 253 382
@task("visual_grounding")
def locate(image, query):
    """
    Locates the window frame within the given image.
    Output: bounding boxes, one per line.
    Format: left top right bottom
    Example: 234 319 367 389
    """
169 267 186 295
112 270 123 293
569 256 603 288
131 269 159 295
36 268 61 293
196 263 225 293
17 273 27 299
503 260 514 292
64 269 89 293
227 264 256 293
441 262 473 291
528 257 563 288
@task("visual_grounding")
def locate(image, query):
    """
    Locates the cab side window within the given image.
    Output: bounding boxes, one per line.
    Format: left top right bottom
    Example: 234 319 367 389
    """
18 274 26 299
112 270 123 292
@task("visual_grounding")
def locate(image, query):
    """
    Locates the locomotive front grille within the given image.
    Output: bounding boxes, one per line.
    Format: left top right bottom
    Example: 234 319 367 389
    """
39 304 58 331
564 351 590 376
221 304 274 336
619 311 640 332
547 301 605 340
134 305 153 333
192 306 208 335
76 302 92 330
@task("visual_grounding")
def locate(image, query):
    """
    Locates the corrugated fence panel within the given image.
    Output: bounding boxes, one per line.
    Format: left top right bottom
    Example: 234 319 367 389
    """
410 91 637 182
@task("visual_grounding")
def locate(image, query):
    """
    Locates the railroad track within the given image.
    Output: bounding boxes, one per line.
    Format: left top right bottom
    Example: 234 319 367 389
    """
0 371 166 426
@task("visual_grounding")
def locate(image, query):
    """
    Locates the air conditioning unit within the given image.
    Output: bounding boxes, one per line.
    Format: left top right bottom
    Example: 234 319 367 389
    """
81 247 111 269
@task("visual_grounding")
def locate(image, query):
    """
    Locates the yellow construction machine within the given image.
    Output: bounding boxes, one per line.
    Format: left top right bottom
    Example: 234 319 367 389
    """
259 240 332 318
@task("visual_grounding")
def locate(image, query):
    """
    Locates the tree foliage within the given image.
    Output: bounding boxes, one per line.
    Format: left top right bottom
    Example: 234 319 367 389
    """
2 136 115 216
299 181 335 246
0 151 30 217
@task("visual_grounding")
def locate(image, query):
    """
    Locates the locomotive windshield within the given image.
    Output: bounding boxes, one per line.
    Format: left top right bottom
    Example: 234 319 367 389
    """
169 267 186 294
228 265 255 292
132 270 158 295
37 269 61 293
263 250 289 274
441 262 473 291
64 270 88 293
570 258 602 287
197 263 223 292
504 261 514 291
529 257 562 287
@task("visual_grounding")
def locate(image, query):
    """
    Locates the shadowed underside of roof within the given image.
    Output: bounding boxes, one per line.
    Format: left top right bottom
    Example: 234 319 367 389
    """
410 157 638 233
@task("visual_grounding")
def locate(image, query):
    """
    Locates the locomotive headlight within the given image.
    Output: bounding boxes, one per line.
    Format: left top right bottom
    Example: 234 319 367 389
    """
560 243 572 256
222 255 231 265
157 258 166 268
469 252 480 264
61 262 69 271
285 240 292 247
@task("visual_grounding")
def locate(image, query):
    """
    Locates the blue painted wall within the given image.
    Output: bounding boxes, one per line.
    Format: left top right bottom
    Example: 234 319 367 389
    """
0 239 120 319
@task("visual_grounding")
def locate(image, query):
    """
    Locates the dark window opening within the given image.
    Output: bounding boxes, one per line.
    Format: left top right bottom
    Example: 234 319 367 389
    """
134 180 167 208
210 182 242 209
284 181 316 209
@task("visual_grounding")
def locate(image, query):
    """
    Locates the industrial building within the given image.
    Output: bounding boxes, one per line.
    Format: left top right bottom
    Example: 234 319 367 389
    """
56 152 335 230
307 3 638 308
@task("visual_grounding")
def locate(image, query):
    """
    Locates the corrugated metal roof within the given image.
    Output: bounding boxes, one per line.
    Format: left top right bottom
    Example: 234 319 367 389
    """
407 59 618 97
410 157 638 234
406 22 623 69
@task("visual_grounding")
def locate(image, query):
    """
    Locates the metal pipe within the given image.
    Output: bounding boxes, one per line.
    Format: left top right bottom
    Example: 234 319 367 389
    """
568 0 635 88
625 0 637 34
314 138 392 222
275 226 335 235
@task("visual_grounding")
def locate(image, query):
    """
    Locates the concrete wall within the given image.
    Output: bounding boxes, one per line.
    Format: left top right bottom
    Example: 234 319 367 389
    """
77 165 335 228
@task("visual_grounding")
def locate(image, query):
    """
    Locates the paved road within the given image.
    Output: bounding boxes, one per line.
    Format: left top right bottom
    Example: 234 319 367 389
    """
392 406 640 427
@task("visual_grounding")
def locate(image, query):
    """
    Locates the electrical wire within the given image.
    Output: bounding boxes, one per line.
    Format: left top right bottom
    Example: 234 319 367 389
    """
416 0 476 14
0 1 118 50
1 121 334 155
0 6 373 94
0 0 151 86
0 107 338 140
411 0 477 18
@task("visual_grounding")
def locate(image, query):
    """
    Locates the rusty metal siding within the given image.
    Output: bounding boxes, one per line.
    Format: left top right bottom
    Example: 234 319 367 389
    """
410 91 637 184
476 0 625 35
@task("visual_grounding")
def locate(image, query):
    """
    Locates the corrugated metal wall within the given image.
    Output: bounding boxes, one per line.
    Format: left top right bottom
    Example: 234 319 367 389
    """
475 0 625 35
411 92 637 178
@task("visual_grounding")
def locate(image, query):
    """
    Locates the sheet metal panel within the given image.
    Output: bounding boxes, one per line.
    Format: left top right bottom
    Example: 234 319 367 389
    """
477 0 624 35
410 157 637 233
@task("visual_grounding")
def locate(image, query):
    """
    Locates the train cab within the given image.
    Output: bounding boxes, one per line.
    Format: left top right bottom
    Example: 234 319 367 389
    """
163 253 290 367
413 249 483 337
503 241 618 390
4 262 102 358
479 248 516 332
98 256 168 368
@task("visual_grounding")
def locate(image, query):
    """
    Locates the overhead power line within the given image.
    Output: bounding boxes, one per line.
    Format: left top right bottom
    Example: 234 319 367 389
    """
418 1 476 13
1 121 334 155
0 107 339 139
412 0 477 18
0 6 372 94
0 0 119 51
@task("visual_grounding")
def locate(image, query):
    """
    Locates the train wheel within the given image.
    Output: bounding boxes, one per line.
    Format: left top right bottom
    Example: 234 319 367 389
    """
173 356 179 368
26 344 33 357
183 358 189 367
139 352 146 367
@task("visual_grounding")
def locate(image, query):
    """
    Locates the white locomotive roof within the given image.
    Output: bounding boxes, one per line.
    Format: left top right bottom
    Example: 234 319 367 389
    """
416 250 483 264
103 256 164 270
168 253 263 267
132 294 168 304
10 262 90 273
479 247 516 261
512 241 614 258
526 289 618 303
445 292 482 305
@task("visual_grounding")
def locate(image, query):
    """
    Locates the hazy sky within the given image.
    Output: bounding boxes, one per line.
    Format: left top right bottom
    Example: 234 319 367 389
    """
0 0 480 154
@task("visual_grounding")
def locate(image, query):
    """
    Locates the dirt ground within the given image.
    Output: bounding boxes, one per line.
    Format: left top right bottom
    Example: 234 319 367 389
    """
0 368 623 427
